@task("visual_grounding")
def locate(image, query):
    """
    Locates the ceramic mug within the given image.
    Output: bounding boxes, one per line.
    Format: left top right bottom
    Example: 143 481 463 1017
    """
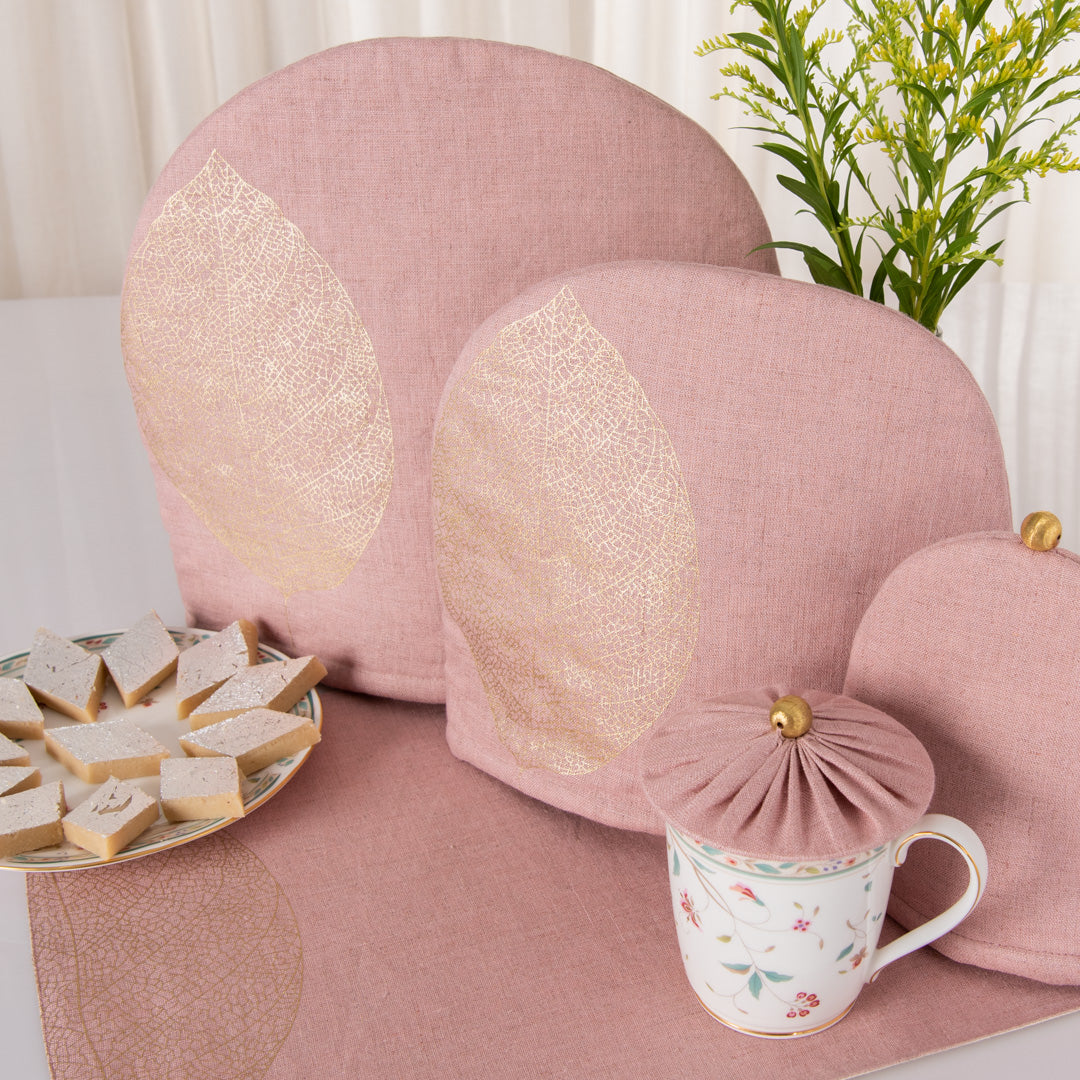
666 814 987 1038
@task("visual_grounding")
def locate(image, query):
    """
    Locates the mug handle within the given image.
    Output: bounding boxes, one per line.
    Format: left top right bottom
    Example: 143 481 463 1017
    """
865 813 988 983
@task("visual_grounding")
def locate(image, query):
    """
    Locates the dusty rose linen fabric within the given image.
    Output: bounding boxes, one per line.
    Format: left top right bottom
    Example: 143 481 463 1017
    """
26 690 1080 1079
120 37 778 704
845 531 1080 986
434 261 1011 832
640 687 934 860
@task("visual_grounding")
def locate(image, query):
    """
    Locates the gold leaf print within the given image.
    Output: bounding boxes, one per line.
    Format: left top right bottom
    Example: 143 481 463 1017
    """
433 286 700 774
121 150 393 597
27 832 302 1080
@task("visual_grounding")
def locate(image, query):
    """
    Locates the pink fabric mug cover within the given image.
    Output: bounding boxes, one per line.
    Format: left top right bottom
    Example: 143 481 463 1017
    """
639 687 935 861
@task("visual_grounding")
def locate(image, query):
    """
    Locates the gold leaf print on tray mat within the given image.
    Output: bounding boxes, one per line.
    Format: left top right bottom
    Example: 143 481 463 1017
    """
121 150 393 597
433 286 700 775
27 832 302 1080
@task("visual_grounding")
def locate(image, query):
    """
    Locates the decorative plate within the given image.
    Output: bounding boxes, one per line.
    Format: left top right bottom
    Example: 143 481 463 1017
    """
0 627 321 871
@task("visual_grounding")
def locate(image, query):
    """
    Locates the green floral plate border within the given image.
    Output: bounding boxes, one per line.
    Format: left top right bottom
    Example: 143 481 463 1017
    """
0 627 322 871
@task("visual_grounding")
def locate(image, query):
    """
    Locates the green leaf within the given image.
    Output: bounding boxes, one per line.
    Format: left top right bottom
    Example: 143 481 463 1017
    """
730 31 774 51
775 173 834 225
749 51 794 88
966 0 994 30
837 943 855 961
907 144 937 201
883 259 918 315
822 98 850 144
931 24 963 70
920 266 955 322
672 849 681 877
763 970 794 982
748 971 764 999
978 199 1025 229
965 80 1014 118
717 935 733 943
898 81 947 124
722 962 752 974
742 124 806 145
754 861 783 874
942 243 1001 306
759 142 815 184
757 241 853 293
802 248 855 292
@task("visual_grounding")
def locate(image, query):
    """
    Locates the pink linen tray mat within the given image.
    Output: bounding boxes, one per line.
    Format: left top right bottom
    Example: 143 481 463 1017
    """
120 37 777 705
26 691 1080 1079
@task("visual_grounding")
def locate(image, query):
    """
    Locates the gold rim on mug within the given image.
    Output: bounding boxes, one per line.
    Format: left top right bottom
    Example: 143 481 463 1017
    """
693 991 855 1038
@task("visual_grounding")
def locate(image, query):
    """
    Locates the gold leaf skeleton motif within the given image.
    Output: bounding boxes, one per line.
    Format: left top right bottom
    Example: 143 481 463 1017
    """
433 286 700 774
27 833 302 1080
121 150 393 597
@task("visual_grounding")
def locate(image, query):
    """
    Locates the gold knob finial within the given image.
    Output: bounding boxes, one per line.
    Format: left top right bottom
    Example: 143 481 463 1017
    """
770 695 813 739
1021 511 1061 552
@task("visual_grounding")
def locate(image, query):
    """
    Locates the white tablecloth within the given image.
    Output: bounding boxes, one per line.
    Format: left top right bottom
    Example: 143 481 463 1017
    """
1 295 1077 1079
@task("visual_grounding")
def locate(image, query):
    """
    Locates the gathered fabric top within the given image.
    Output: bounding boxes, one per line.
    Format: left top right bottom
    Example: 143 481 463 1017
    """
640 687 934 861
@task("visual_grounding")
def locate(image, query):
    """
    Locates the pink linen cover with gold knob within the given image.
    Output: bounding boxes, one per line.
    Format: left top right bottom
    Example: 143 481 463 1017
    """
119 37 778 703
845 531 1080 985
433 260 1012 832
639 688 934 861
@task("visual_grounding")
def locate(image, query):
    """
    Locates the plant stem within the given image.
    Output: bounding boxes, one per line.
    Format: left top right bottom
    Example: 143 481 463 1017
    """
912 7 972 327
775 13 863 293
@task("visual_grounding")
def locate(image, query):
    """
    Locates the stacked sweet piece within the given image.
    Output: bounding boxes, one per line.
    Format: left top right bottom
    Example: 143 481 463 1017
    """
0 614 323 861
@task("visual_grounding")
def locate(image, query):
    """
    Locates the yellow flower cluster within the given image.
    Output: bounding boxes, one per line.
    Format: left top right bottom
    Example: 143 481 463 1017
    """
935 5 962 35
955 114 986 142
854 118 903 156
922 60 955 81
809 29 843 54
701 0 1080 331
1015 147 1080 178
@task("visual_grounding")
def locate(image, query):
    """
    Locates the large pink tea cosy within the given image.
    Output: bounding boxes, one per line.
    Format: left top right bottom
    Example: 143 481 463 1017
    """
119 37 778 702
432 260 1011 831
845 516 1080 985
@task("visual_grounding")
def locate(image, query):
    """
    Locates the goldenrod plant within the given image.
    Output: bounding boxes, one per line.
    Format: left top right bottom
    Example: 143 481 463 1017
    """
698 0 1080 331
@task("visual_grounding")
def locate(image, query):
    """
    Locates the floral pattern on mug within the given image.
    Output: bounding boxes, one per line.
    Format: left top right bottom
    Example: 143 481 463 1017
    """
667 826 892 1035
786 991 821 1019
680 889 703 929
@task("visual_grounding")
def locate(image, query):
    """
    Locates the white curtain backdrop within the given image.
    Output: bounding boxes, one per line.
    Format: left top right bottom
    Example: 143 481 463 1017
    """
0 0 1076 532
